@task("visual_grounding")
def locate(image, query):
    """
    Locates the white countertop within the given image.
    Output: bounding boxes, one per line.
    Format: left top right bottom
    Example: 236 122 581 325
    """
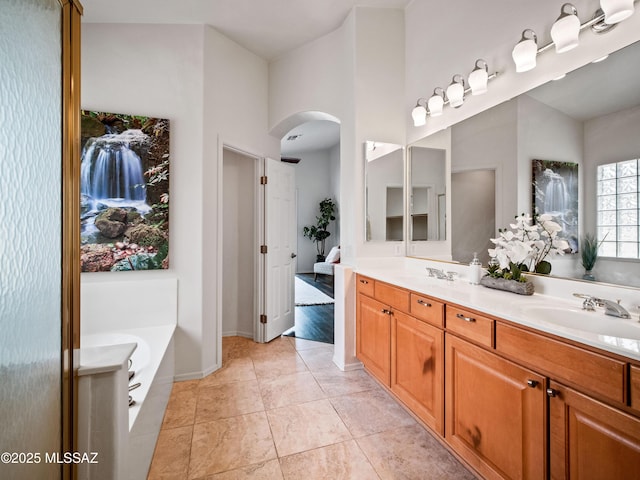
356 265 640 362
77 342 137 376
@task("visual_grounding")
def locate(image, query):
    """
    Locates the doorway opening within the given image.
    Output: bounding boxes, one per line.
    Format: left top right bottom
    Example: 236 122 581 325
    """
221 147 260 340
278 118 341 345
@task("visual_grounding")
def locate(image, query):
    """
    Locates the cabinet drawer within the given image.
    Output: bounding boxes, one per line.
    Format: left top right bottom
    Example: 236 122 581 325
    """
410 293 444 328
445 305 494 348
496 322 626 404
356 275 375 297
632 365 640 413
375 281 410 313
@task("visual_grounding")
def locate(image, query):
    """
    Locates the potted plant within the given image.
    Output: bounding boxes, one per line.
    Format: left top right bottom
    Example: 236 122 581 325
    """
580 233 601 281
484 212 570 294
303 198 337 262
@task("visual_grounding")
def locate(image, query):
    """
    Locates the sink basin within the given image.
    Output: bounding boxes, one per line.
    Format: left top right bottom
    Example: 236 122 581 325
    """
518 305 640 340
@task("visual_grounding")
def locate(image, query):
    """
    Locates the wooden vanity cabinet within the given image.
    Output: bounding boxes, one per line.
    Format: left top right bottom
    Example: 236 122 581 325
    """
548 380 640 480
391 309 444 435
356 275 409 385
631 365 640 412
445 334 546 480
356 292 392 385
356 275 445 432
355 275 640 480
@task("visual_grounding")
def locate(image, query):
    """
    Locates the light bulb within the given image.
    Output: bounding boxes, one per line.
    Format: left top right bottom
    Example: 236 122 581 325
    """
468 59 489 95
411 103 427 127
512 29 538 73
600 0 635 24
550 4 581 54
446 75 465 108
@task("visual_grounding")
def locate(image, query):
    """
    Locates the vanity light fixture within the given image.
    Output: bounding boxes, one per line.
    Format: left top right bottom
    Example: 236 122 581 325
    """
512 29 538 72
446 75 466 107
427 88 446 117
411 0 637 126
550 4 581 53
600 0 635 23
411 98 428 127
468 59 489 95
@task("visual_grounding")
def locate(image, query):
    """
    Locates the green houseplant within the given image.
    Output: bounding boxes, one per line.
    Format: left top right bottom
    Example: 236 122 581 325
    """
303 198 337 262
580 233 602 281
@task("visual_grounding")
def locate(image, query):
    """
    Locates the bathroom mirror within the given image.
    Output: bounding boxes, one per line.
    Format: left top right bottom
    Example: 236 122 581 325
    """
409 146 446 242
407 128 452 259
409 39 640 289
365 141 404 242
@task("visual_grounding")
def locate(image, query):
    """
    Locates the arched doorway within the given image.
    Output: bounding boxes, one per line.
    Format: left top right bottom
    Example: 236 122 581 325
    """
271 113 341 345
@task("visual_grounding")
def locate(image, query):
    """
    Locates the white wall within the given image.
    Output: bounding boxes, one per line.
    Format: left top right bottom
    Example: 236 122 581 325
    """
82 23 206 378
203 25 279 375
329 143 341 243
222 149 256 337
292 149 336 272
406 0 640 143
269 7 405 369
270 7 406 262
82 23 278 379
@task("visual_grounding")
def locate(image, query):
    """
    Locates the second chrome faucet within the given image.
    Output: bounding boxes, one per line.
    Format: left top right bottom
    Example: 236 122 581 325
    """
573 293 631 319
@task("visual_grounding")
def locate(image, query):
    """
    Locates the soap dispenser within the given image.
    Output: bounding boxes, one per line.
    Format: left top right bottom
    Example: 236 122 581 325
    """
469 252 482 285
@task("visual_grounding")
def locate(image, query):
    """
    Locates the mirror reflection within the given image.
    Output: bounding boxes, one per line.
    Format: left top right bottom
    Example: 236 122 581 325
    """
410 39 640 288
409 146 446 241
365 141 404 242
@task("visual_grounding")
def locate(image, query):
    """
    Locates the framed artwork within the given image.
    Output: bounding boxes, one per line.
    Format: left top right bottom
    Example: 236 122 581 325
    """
532 159 578 253
80 111 170 272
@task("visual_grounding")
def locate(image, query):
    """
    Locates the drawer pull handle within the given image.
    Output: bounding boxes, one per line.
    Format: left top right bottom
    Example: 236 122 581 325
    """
381 308 392 315
456 313 476 323
359 279 369 284
417 299 432 307
527 380 539 388
546 388 558 398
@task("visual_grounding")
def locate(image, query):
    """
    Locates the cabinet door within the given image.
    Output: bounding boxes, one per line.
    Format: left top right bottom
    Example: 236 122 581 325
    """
356 293 391 385
391 310 444 435
446 335 546 480
549 381 640 480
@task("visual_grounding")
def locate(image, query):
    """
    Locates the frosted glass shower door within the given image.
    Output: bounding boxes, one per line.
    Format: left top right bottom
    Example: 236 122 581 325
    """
0 1 63 479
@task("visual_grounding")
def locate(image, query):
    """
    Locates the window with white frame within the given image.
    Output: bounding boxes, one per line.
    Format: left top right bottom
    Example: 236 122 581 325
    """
596 159 639 259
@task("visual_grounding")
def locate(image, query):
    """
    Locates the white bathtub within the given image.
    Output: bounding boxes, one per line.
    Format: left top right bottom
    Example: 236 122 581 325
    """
81 325 175 480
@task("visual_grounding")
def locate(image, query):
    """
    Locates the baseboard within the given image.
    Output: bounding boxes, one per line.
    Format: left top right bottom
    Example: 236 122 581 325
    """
333 356 363 372
173 371 206 382
222 331 253 339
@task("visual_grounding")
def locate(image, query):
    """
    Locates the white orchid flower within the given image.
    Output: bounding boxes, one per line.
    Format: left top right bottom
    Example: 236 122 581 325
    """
488 212 570 277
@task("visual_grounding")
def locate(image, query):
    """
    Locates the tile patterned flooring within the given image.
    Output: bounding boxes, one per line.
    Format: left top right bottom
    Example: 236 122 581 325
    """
148 336 476 479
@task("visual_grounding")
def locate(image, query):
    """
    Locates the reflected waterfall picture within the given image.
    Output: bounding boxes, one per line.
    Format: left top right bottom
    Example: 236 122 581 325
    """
80 111 170 272
532 159 578 253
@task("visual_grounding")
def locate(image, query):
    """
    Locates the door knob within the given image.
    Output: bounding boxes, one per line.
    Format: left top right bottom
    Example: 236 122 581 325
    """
291 253 297 258
527 380 539 388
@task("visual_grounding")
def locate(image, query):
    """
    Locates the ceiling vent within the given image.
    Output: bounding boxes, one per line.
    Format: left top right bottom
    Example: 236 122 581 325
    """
281 157 301 164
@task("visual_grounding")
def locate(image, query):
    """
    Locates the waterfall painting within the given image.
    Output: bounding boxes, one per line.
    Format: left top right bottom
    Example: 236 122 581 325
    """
532 159 578 253
80 111 170 272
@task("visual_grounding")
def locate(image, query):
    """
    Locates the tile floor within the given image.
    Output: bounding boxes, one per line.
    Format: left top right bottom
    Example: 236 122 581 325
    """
148 336 477 479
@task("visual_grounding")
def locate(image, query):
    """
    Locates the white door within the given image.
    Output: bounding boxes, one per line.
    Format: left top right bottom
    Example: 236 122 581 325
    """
262 157 296 342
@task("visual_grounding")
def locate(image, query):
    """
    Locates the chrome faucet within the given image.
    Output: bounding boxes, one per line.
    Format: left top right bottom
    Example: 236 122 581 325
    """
426 267 447 279
573 293 631 319
426 267 457 282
